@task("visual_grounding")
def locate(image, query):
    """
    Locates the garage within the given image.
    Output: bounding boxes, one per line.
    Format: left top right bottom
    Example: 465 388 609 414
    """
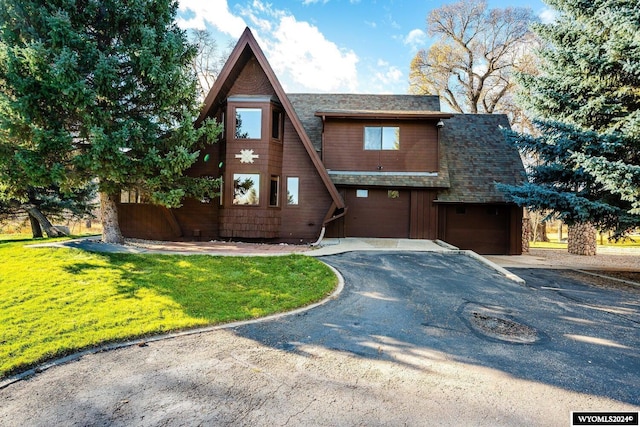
438 204 514 255
344 188 410 238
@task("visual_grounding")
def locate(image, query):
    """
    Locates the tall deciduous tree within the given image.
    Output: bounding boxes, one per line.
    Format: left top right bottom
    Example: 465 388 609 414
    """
409 0 537 129
189 29 230 101
0 0 221 243
498 0 640 254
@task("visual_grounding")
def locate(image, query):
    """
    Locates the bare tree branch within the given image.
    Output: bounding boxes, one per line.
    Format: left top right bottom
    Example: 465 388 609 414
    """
409 0 538 126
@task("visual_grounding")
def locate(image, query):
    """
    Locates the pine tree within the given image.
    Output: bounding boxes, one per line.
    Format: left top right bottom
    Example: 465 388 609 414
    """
0 0 221 243
499 0 640 253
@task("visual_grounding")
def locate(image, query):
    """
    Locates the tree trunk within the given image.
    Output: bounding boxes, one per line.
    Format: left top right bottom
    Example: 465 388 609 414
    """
535 222 549 242
568 222 597 256
28 213 43 238
522 217 531 253
22 204 65 237
100 192 124 244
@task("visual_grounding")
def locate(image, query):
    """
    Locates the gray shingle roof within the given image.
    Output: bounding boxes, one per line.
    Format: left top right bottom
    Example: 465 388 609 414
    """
287 94 441 152
286 94 524 203
437 114 525 203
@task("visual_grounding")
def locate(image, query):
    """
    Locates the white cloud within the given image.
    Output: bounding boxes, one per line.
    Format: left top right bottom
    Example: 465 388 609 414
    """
404 29 426 50
373 59 403 88
178 0 359 92
176 0 246 37
266 15 359 92
539 7 558 24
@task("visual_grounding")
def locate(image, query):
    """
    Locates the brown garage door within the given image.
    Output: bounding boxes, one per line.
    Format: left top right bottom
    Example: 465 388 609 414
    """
440 204 510 254
345 188 410 238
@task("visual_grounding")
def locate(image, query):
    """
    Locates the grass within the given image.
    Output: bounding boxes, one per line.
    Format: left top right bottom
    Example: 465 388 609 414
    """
0 238 337 379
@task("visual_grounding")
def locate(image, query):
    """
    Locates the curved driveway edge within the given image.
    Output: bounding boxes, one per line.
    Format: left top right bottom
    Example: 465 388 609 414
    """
0 264 344 390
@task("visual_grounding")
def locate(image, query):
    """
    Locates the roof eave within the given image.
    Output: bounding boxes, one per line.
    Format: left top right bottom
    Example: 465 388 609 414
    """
315 111 455 120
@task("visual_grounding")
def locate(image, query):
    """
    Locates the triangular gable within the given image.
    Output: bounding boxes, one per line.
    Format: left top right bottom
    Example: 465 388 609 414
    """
197 27 345 209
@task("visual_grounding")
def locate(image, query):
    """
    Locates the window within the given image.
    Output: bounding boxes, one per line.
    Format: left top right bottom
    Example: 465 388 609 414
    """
286 177 299 205
364 126 399 150
120 188 150 204
356 189 369 198
269 176 279 207
272 109 282 140
455 206 466 215
388 190 400 199
233 173 260 205
235 108 262 139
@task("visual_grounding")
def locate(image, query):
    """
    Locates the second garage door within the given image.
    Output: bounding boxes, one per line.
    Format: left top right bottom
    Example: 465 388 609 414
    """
344 188 410 238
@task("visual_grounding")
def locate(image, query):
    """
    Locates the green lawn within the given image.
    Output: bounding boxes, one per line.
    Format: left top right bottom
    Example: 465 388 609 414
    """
0 238 337 379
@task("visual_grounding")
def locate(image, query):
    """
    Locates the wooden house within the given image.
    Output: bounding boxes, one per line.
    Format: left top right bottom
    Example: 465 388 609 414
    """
117 28 525 255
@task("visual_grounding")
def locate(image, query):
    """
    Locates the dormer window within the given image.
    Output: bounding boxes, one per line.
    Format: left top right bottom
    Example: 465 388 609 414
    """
364 126 400 150
235 108 262 139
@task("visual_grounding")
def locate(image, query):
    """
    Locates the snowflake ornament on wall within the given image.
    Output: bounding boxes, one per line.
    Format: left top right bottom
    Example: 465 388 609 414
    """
235 149 259 164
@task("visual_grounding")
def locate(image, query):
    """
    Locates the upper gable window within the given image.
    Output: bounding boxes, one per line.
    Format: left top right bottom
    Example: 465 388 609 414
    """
364 126 400 150
235 108 262 139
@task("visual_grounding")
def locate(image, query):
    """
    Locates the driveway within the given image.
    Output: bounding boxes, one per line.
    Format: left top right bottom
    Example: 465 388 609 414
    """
1 251 639 426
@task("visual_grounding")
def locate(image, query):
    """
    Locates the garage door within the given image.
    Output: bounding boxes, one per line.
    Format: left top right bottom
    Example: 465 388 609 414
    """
345 188 410 238
440 204 510 254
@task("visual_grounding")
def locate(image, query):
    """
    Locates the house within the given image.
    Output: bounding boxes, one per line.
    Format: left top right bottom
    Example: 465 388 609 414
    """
117 27 525 255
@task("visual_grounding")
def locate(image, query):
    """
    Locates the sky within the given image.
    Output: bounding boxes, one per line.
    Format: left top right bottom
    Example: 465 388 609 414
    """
176 0 556 95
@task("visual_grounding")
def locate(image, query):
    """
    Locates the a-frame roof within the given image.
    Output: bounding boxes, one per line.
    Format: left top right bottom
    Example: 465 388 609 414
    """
197 27 345 209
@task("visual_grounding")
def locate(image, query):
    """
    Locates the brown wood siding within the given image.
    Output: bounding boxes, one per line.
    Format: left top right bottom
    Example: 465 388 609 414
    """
118 204 181 240
219 207 280 239
323 119 438 172
218 60 283 239
410 190 438 239
344 188 410 238
438 204 521 255
228 56 276 98
119 200 220 241
509 205 523 255
280 117 333 242
172 198 219 240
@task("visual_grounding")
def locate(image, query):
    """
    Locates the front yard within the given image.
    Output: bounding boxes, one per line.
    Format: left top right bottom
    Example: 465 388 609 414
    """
0 237 337 379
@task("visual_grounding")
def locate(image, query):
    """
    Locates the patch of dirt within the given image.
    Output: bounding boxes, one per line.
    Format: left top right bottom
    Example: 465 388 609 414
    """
526 248 640 271
560 270 640 293
470 312 539 344
590 271 640 282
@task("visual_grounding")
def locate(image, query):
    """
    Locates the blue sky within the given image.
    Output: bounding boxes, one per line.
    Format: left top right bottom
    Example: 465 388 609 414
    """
176 0 555 94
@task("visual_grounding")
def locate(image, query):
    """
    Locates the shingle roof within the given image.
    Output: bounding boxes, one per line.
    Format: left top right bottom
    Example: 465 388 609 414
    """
287 94 442 152
286 93 524 203
437 114 525 203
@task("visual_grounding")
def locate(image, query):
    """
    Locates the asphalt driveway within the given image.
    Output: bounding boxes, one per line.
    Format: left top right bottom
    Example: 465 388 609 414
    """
1 251 639 426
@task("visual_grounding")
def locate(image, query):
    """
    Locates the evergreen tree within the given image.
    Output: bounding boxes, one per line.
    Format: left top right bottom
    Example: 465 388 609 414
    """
0 0 221 243
499 0 640 250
